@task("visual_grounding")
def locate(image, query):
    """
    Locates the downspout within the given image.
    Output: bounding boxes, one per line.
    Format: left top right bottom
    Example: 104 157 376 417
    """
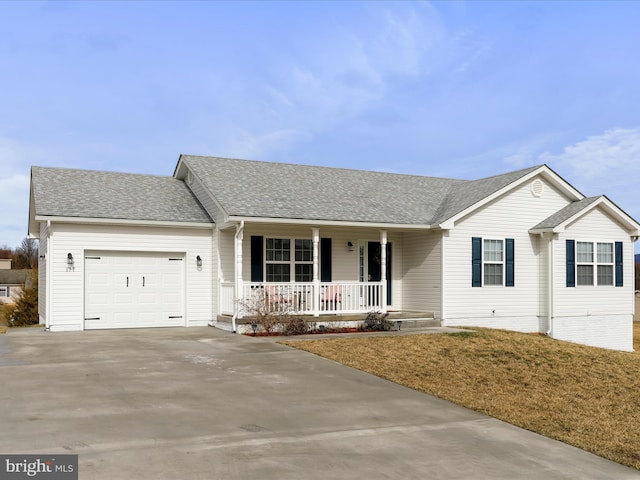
208 226 218 328
232 221 245 333
543 232 554 337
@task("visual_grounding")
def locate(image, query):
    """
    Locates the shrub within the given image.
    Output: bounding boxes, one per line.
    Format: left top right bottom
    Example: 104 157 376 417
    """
281 316 309 336
0 303 16 326
11 270 39 327
364 311 394 331
238 290 290 334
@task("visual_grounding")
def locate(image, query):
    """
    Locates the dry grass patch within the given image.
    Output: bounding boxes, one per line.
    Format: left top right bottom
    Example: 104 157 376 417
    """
284 327 640 470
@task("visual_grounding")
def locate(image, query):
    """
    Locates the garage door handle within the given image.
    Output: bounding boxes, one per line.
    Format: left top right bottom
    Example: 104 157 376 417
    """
126 276 129 287
143 276 145 287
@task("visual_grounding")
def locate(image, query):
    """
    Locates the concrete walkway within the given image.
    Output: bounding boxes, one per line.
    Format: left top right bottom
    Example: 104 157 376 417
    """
0 327 637 479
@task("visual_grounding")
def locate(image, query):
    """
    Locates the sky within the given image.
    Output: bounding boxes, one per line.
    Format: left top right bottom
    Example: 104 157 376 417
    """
1 1 640 253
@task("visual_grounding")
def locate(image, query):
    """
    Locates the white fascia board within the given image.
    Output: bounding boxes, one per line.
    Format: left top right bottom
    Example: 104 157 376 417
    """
173 155 188 178
175 157 231 224
551 197 640 235
437 165 584 230
225 216 433 231
34 215 214 230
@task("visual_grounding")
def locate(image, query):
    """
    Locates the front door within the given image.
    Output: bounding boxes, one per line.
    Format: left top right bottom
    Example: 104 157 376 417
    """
363 242 392 306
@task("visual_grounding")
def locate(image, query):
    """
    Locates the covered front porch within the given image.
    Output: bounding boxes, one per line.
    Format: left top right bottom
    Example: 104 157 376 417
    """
220 280 386 317
215 220 443 332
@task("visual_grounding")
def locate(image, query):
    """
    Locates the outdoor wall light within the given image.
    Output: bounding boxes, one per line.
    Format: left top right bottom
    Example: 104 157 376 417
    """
347 241 355 252
196 255 203 268
66 253 74 271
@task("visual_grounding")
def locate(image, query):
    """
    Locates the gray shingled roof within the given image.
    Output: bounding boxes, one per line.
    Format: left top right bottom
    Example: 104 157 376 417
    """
430 165 543 224
31 167 212 224
180 155 544 225
531 196 602 231
0 269 31 286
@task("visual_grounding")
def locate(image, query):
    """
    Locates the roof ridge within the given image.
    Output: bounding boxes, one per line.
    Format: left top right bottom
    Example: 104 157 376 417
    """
32 165 172 180
180 154 467 182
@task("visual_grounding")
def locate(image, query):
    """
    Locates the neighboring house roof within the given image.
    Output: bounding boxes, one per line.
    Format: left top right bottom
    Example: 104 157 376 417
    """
30 167 213 227
0 269 31 286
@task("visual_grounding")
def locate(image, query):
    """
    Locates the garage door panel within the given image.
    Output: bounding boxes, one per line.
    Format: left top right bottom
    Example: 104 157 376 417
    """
84 252 185 330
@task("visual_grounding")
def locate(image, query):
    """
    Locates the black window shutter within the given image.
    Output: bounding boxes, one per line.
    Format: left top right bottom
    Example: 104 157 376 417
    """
320 238 332 282
615 241 623 287
505 238 515 287
250 236 264 282
566 240 575 287
472 237 482 287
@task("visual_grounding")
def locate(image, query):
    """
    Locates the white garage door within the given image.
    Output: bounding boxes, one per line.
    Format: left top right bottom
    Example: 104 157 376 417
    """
84 251 185 330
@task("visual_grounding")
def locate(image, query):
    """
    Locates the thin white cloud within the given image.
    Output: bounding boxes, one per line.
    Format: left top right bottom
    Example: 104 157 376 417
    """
226 4 446 160
539 128 640 192
224 129 312 161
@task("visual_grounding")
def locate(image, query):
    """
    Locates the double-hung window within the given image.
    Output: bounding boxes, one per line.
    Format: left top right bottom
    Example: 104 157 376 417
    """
0 286 7 297
472 237 514 287
576 241 615 286
567 240 621 287
265 238 313 282
483 239 504 286
576 242 594 286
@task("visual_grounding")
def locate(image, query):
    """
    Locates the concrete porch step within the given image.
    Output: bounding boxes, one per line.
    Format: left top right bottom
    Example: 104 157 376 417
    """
393 318 441 329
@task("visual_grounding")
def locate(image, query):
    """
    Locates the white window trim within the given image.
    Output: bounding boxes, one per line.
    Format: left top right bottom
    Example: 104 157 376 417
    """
265 237 313 283
575 241 615 287
483 238 505 287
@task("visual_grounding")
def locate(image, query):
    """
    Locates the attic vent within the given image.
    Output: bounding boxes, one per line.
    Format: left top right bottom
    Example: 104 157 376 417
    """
186 171 194 185
531 179 544 197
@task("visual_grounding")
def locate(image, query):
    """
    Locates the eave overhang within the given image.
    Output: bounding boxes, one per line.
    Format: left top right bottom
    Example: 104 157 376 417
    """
33 215 214 230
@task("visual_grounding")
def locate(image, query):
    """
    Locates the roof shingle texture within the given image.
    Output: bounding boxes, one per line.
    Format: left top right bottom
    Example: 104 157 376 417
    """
0 269 31 285
181 155 543 225
531 196 602 230
31 167 212 224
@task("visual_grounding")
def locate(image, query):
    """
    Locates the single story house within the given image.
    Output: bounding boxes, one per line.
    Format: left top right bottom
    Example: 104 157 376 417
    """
0 269 32 304
28 156 640 350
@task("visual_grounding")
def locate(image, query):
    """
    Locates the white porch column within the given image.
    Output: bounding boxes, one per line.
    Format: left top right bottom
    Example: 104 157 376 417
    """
233 221 244 331
380 230 388 313
312 228 320 317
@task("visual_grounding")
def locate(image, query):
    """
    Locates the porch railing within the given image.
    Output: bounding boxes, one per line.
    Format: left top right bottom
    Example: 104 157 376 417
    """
220 282 235 316
220 281 384 317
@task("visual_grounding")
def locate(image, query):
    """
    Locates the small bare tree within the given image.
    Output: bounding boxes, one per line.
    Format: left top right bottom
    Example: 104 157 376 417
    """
237 290 285 334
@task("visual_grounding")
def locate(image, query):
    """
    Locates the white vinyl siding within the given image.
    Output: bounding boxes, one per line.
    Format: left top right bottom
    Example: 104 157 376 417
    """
443 176 570 331
46 223 213 331
401 231 441 316
555 208 633 351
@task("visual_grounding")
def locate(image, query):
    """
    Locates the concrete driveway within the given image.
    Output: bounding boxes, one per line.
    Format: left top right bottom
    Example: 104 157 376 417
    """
0 327 637 480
